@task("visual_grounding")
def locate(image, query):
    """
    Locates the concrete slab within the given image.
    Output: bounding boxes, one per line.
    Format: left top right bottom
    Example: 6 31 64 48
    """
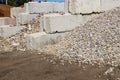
24 2 54 13
0 25 24 38
40 13 83 33
65 0 120 14
0 17 10 26
53 2 64 12
25 32 67 49
0 17 16 26
16 13 39 25
24 2 64 14
100 0 120 11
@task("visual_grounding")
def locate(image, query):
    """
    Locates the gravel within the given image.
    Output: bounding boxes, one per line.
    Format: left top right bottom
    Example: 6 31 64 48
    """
41 7 120 66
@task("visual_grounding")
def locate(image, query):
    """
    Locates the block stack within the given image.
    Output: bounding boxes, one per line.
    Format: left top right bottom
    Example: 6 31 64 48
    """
26 0 120 50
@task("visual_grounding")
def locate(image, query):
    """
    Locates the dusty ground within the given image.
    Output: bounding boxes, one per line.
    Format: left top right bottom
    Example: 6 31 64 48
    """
0 51 119 80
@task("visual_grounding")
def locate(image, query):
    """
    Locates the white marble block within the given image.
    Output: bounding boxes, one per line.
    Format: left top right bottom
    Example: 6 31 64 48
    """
40 13 83 33
25 32 67 49
0 25 24 38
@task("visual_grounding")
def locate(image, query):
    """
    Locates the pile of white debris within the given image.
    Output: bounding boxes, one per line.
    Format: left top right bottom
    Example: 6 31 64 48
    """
41 7 120 67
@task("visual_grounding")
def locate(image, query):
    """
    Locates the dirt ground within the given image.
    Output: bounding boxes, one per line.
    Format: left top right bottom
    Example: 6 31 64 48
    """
0 51 119 80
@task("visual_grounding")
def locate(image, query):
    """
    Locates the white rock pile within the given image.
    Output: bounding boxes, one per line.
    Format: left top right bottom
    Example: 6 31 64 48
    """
41 7 120 66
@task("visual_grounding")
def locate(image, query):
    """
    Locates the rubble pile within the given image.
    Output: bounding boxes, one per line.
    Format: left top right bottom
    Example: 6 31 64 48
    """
41 7 120 66
0 15 41 51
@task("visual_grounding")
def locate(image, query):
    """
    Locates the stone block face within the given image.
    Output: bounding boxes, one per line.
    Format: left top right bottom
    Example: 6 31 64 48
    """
65 0 120 14
24 2 54 13
0 25 24 38
10 7 24 18
24 2 64 14
53 2 64 12
25 32 67 49
100 0 120 11
68 0 100 14
64 0 69 13
0 17 16 26
16 13 39 25
0 17 10 26
40 13 83 33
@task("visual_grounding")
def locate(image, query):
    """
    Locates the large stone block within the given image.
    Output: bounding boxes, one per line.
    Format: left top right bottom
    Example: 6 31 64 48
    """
10 7 24 18
100 0 120 11
0 17 16 26
0 25 24 38
40 13 83 33
64 0 69 13
24 2 54 13
68 0 100 14
25 32 67 49
0 17 10 26
24 2 64 14
65 0 120 14
53 2 64 12
16 13 39 25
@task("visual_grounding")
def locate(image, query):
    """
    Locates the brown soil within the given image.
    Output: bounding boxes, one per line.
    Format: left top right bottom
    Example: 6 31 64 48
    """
0 4 12 17
0 51 119 80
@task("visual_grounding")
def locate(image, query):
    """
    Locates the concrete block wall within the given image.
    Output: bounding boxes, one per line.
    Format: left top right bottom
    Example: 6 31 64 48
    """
17 0 120 49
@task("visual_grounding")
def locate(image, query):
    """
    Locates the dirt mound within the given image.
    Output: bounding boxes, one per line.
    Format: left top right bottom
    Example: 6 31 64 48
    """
0 51 119 80
41 7 120 66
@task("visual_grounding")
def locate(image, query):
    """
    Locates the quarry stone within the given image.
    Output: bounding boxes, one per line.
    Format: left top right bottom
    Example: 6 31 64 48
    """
16 13 39 25
10 7 24 18
40 13 83 33
25 32 67 50
0 25 24 38
0 17 10 26
24 2 64 14
66 0 120 14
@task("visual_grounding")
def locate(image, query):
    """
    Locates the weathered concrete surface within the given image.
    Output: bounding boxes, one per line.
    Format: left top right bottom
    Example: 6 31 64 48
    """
24 2 54 13
0 17 16 26
100 0 120 11
25 32 67 49
53 2 64 12
0 25 24 38
64 0 69 13
0 17 9 26
16 13 39 25
24 2 64 14
66 0 120 14
10 7 24 18
40 13 83 33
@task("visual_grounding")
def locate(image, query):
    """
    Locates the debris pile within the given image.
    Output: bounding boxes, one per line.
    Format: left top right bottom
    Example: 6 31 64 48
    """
41 7 120 66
